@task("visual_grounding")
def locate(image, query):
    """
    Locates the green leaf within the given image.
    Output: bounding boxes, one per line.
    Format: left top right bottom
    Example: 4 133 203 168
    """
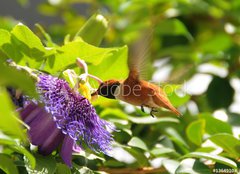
73 151 105 162
186 119 205 145
100 108 128 119
162 159 180 174
25 154 56 174
75 14 108 46
182 152 237 169
175 159 212 174
35 23 55 47
44 40 128 80
128 137 148 151
55 163 71 174
150 147 181 158
167 92 191 107
0 63 38 98
208 133 240 158
195 147 216 153
200 34 232 53
0 88 26 140
206 76 234 109
164 127 190 154
11 23 46 54
157 19 193 41
0 154 19 174
77 166 94 174
128 116 179 124
88 45 128 80
0 29 11 55
199 113 232 134
3 23 48 68
0 139 36 168
123 147 149 166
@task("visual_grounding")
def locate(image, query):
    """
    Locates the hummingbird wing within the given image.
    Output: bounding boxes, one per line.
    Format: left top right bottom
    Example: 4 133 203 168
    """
128 29 154 80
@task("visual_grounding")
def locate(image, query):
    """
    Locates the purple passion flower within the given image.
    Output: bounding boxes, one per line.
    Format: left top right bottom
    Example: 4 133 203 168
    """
21 74 114 167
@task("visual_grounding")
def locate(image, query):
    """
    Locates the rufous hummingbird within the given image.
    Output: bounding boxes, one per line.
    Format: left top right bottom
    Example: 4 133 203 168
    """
92 32 181 117
92 59 181 117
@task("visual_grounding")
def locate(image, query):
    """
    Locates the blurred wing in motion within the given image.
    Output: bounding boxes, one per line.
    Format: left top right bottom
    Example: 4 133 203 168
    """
128 28 154 80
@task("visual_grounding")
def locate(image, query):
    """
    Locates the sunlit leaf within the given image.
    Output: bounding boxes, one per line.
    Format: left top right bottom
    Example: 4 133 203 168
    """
100 108 128 119
163 159 180 174
186 119 205 146
0 29 11 57
175 159 212 174
167 92 191 107
7 23 48 68
128 137 148 151
44 40 128 80
182 152 237 169
35 23 55 47
199 113 232 134
0 63 38 98
128 116 179 124
0 88 26 140
89 45 128 80
123 146 149 166
208 133 240 159
78 166 94 174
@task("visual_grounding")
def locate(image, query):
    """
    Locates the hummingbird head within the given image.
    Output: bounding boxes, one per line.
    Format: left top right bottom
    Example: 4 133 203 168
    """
93 80 120 99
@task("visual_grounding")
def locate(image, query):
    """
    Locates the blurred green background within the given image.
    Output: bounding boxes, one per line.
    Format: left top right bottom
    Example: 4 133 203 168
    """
0 0 240 173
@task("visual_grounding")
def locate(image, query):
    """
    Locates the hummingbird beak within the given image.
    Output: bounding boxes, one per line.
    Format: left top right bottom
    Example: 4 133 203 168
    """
91 90 98 96
91 90 99 101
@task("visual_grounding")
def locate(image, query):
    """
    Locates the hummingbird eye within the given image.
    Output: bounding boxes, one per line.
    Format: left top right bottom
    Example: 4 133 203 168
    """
98 82 119 99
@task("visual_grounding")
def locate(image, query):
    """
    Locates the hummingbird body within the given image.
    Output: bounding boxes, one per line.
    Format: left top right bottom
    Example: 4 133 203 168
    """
94 31 181 116
96 69 181 116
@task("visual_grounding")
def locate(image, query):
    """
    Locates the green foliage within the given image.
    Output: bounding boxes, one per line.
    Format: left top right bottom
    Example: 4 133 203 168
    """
0 88 26 140
182 152 237 169
0 139 36 168
0 0 240 173
199 113 232 134
55 163 71 174
25 154 56 174
186 119 205 146
175 159 212 174
209 133 240 159
0 154 19 174
0 63 38 98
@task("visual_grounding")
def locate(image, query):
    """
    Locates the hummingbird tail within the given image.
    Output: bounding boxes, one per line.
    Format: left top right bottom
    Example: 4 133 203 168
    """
168 106 182 117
